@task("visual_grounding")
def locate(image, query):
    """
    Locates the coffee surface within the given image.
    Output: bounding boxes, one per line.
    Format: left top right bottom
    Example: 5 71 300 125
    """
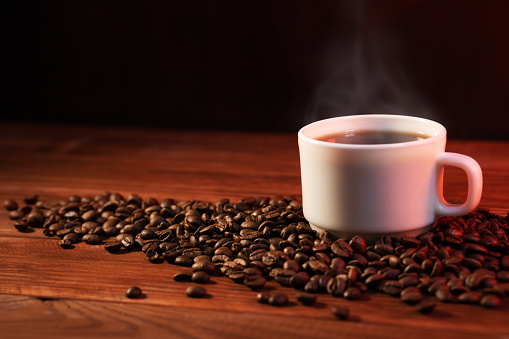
316 130 430 145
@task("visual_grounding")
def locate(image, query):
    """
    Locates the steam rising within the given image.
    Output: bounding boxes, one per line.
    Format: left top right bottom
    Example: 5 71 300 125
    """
306 2 434 124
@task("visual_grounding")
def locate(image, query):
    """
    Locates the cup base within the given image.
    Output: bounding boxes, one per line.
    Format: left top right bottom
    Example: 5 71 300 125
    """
309 224 432 245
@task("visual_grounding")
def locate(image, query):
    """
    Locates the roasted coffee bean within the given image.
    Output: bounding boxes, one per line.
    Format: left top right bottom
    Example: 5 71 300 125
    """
365 250 381 262
192 260 216 274
186 285 207 298
318 275 333 291
482 276 498 288
496 270 509 282
307 259 329 275
215 246 233 258
347 266 359 284
302 279 319 293
381 268 401 280
462 257 483 271
24 194 38 205
435 288 454 303
374 243 394 256
104 241 123 253
282 259 299 272
381 254 401 268
175 255 194 267
296 293 317 306
403 263 422 274
27 212 45 228
458 291 481 304
4 199 19 211
331 305 349 320
82 234 102 245
315 252 331 265
126 286 143 299
331 240 353 258
327 277 347 297
328 258 345 271
283 246 296 258
480 294 501 308
415 298 436 314
61 232 79 243
268 293 289 306
173 271 193 282
400 287 423 305
249 248 267 262
428 281 448 295
290 272 310 289
466 243 489 255
343 287 362 300
365 273 385 289
355 281 368 293
194 254 212 263
349 235 367 253
399 275 419 288
14 221 30 232
465 274 483 289
192 271 210 284
8 195 509 313
450 284 470 295
244 277 266 289
401 236 421 248
58 238 74 248
501 256 509 270
226 271 244 283
382 281 403 297
482 287 505 298
257 292 271 304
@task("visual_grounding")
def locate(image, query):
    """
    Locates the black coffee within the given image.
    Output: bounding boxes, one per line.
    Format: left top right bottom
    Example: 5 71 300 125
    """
317 130 430 145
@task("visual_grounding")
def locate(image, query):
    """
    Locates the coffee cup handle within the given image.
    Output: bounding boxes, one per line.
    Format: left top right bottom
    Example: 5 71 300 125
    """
434 152 483 216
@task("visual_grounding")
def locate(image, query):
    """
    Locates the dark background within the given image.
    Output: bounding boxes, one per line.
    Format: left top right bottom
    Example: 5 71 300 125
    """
2 0 509 139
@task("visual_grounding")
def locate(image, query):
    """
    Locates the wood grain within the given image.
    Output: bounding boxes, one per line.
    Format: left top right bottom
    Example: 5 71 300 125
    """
1 122 509 338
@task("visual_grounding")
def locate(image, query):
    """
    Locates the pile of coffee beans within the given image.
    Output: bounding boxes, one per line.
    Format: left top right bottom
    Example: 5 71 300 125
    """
4 192 509 317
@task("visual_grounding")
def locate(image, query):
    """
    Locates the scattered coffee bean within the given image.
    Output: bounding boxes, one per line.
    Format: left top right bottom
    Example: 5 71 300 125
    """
331 305 349 320
186 285 207 298
296 293 317 306
82 234 102 245
192 271 210 284
174 272 193 282
268 293 289 306
480 294 502 308
23 194 38 205
192 260 216 274
435 288 454 303
126 286 143 299
175 255 193 267
415 298 436 314
257 292 271 304
304 280 320 294
343 287 362 300
6 193 509 314
4 199 19 211
244 277 267 290
458 292 481 304
104 242 123 253
14 222 29 232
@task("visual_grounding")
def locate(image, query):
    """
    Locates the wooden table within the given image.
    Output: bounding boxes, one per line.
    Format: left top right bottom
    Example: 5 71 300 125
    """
0 122 508 339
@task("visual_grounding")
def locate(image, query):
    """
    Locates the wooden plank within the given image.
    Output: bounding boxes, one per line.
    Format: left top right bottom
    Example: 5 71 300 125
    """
1 123 509 338
0 294 504 339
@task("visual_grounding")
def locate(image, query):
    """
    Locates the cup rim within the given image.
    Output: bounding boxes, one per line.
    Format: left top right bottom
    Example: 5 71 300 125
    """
298 114 446 149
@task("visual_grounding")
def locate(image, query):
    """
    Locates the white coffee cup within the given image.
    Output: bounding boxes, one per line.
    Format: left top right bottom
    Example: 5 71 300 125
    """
298 114 483 240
